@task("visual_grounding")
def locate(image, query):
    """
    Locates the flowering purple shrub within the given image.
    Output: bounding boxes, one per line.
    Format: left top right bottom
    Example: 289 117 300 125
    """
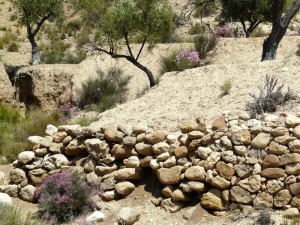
35 171 93 222
215 23 234 38
174 50 200 71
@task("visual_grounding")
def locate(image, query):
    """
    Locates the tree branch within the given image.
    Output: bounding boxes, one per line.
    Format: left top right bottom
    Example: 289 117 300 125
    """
32 13 52 37
136 36 147 61
124 32 135 59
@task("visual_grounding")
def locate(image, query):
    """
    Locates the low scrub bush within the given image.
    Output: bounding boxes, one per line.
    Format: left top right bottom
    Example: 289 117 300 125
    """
220 79 232 96
251 26 268 37
160 49 201 73
194 33 218 59
0 107 61 163
246 75 295 118
7 41 19 52
0 203 44 225
188 22 205 35
35 170 93 222
215 23 235 38
0 30 18 49
78 67 130 112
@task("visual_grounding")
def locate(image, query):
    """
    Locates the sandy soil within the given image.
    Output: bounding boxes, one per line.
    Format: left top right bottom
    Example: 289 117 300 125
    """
90 37 300 132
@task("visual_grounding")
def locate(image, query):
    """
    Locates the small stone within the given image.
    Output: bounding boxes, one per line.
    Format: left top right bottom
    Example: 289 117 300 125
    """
18 151 35 164
210 176 230 189
45 124 58 136
188 131 204 140
174 146 188 158
115 181 135 197
118 207 140 225
234 164 254 178
123 136 137 146
251 133 270 149
0 193 12 206
274 136 295 145
274 189 292 207
253 192 273 208
9 168 26 184
262 154 279 168
185 166 206 181
152 142 169 155
115 168 142 181
157 166 183 184
289 183 300 195
201 188 225 210
145 131 167 144
85 139 109 160
282 208 299 218
52 131 68 143
238 175 261 192
19 185 36 202
86 211 105 223
216 161 235 180
230 186 252 204
212 115 227 131
132 124 148 134
104 125 124 142
260 168 285 178
279 153 300 166
197 147 212 159
266 180 284 194
135 142 153 156
233 146 247 156
161 198 183 213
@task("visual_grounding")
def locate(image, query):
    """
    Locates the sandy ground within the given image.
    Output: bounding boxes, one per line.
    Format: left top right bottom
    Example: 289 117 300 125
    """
90 37 300 132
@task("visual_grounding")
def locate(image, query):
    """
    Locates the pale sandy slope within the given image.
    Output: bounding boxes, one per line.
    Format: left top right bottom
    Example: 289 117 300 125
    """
90 37 300 132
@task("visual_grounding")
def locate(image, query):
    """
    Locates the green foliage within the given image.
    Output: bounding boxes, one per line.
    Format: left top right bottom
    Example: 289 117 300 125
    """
0 107 61 163
7 42 19 52
0 30 18 49
220 0 272 36
69 114 97 126
0 203 45 225
160 49 182 74
194 33 218 59
220 79 232 96
36 170 93 222
251 26 268 37
188 22 206 35
10 0 64 27
78 0 174 47
78 67 130 112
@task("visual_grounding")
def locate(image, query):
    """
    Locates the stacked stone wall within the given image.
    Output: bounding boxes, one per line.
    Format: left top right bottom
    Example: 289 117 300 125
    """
2 111 300 214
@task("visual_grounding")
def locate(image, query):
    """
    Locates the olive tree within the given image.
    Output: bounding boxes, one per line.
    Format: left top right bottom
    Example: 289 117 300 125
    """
10 0 64 65
262 0 300 61
220 0 273 38
75 0 174 87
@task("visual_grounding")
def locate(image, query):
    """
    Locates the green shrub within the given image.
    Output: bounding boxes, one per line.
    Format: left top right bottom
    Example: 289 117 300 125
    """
7 42 19 52
0 31 18 49
160 49 200 74
0 104 20 123
0 108 61 163
64 49 87 64
188 22 206 35
220 79 232 96
160 49 182 74
70 114 97 127
78 67 130 112
75 29 90 48
65 19 83 36
194 33 218 59
35 170 93 222
251 26 268 37
0 203 44 225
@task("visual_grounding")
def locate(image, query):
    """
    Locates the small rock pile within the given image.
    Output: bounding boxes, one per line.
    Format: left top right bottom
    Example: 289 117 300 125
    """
2 111 300 216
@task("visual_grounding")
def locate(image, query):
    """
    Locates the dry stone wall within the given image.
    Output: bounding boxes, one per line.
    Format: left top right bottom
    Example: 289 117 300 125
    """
2 111 300 215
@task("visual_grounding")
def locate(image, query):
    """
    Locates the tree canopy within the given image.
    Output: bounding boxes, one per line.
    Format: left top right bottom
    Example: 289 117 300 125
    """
75 0 174 87
10 0 64 64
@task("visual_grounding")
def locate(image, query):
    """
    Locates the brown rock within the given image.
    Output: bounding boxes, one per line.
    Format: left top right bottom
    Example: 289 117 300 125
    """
260 168 285 178
289 183 300 195
238 175 261 193
210 176 230 189
268 141 288 155
270 127 289 137
274 189 292 207
180 121 202 133
266 180 284 194
274 135 295 145
293 125 300 138
152 142 169 155
289 140 300 153
115 168 143 181
253 192 273 208
230 186 252 204
262 154 279 168
156 166 183 184
281 208 299 218
104 125 124 142
145 131 167 144
234 164 254 178
174 146 188 158
279 153 300 166
201 188 225 210
161 198 183 213
251 133 270 149
212 115 227 131
216 161 235 180
188 131 204 140
184 166 206 181
286 163 300 175
115 181 135 197
291 195 300 208
230 130 251 145
53 132 68 143
135 142 153 156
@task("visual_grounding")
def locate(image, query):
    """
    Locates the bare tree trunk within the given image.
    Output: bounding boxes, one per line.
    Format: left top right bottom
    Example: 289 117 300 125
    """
262 0 300 61
29 37 40 65
131 60 156 87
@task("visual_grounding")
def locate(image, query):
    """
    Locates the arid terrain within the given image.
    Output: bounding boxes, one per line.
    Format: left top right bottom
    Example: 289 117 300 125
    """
1 0 300 224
